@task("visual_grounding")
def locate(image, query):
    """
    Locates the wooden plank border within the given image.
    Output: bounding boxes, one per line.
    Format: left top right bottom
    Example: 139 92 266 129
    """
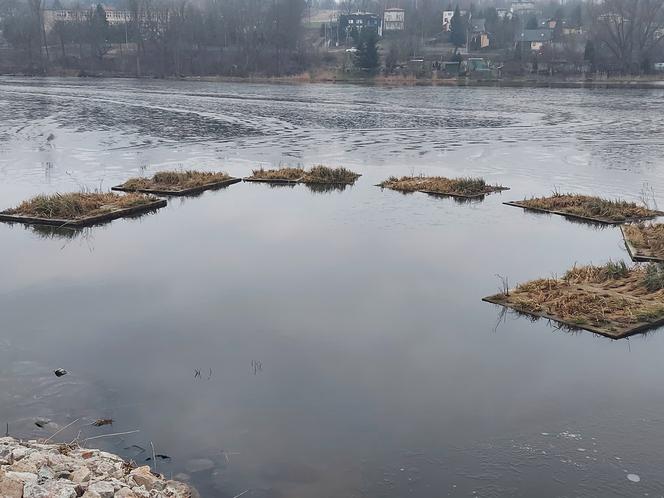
244 176 361 186
0 199 167 228
482 294 664 340
377 185 509 200
620 225 664 263
112 177 241 196
504 200 663 225
243 177 302 184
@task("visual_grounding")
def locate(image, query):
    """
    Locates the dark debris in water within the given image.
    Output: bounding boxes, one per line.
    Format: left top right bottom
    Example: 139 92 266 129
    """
91 418 113 427
53 368 67 377
124 444 146 454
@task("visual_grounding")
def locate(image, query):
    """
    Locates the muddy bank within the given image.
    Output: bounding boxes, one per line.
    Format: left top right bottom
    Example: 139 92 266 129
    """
185 73 664 89
3 72 664 89
0 437 198 498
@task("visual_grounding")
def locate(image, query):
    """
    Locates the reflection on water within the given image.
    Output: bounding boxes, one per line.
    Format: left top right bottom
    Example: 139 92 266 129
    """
1 78 664 497
302 183 354 194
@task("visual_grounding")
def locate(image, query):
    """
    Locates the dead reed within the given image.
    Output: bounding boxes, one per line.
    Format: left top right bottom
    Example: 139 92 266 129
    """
301 165 361 184
379 176 506 197
118 170 232 191
247 167 305 181
246 165 360 184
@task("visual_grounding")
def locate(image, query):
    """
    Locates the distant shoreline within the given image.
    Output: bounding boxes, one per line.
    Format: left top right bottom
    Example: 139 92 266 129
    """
191 74 664 89
3 72 664 90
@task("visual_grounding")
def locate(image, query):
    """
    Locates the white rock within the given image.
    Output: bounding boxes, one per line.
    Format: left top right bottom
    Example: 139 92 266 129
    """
110 466 125 480
37 466 55 482
88 481 116 498
11 447 28 461
0 474 24 498
5 470 39 484
108 478 126 491
24 479 77 498
0 443 13 460
95 460 118 476
99 452 124 462
71 466 92 483
130 486 150 498
129 467 164 491
114 488 138 498
45 481 77 498
12 451 48 474
23 482 50 498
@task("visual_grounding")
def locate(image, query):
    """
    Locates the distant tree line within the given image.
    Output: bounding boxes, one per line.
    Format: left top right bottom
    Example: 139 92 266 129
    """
0 0 312 76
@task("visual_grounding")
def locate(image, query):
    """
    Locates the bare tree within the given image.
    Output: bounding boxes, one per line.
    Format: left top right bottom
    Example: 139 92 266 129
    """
592 0 664 73
26 0 48 70
338 0 355 15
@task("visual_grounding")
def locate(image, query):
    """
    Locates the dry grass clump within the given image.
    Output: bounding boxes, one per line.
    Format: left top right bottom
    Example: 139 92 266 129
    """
2 192 157 220
562 260 629 283
485 261 664 336
119 170 232 190
645 263 664 292
623 223 664 259
248 167 305 181
247 166 360 184
301 165 361 184
516 193 661 222
379 176 506 197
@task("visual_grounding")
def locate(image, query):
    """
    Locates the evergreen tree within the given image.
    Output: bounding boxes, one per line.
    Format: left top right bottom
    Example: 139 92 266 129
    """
385 42 399 74
584 39 595 71
88 4 109 59
354 29 379 71
449 6 466 48
571 4 582 28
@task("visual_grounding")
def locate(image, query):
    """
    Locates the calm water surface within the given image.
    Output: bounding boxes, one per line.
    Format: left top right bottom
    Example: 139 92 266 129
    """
1 78 664 497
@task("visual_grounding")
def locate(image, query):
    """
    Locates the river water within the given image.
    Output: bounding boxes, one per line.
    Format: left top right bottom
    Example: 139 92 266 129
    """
1 77 664 497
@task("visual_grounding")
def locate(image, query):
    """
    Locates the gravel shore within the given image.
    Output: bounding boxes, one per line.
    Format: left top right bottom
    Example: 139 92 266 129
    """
0 437 199 498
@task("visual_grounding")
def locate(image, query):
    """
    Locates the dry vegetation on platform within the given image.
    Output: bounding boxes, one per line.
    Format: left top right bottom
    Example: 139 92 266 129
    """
247 167 305 181
301 166 361 184
2 192 158 220
247 165 360 184
378 176 507 197
512 193 662 223
484 261 664 338
118 170 233 191
622 223 664 261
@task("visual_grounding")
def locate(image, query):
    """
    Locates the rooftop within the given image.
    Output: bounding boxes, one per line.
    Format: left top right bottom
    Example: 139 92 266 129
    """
515 29 553 42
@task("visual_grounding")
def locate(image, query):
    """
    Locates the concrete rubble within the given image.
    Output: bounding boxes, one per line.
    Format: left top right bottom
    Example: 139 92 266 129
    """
0 437 199 498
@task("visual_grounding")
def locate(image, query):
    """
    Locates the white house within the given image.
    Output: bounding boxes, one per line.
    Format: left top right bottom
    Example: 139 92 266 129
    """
442 10 467 32
383 8 405 31
510 1 538 16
